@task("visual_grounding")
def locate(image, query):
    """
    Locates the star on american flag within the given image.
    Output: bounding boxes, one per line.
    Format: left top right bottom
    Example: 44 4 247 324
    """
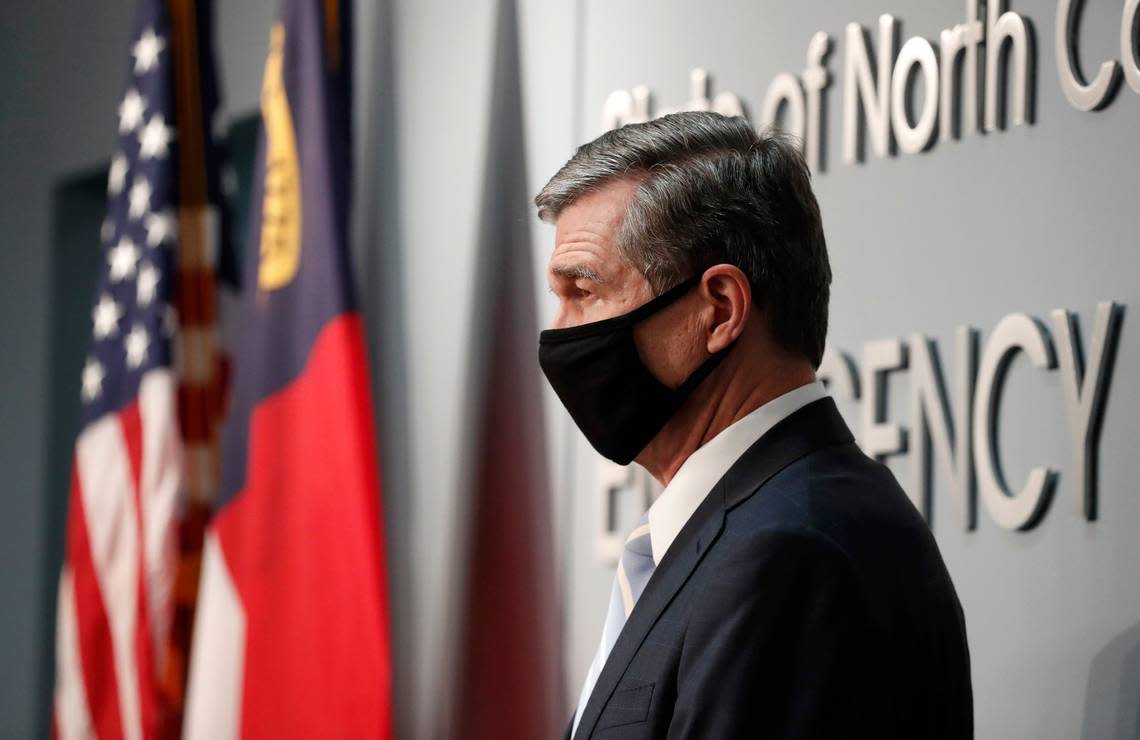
108 236 140 281
108 154 129 195
132 27 165 74
128 175 152 219
118 88 146 133
80 357 105 401
92 294 123 339
136 262 159 305
144 208 176 247
124 324 150 368
138 113 174 159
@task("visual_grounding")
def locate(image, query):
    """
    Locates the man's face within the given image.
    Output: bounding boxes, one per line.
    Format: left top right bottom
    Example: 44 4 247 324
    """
546 178 707 391
546 178 654 329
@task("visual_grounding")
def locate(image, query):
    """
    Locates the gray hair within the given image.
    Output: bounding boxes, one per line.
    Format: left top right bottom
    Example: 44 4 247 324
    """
534 111 831 367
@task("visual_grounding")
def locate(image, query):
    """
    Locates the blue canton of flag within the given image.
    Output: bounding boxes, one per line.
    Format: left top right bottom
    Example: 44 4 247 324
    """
84 5 179 423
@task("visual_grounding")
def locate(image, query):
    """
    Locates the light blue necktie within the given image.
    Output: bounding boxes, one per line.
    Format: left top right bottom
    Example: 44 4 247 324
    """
572 512 656 737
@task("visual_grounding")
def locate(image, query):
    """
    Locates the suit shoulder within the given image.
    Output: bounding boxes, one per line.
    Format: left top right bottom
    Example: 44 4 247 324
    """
718 442 949 592
732 443 927 538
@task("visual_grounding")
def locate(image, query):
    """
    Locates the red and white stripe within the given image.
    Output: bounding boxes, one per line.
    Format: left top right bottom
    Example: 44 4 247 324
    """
53 370 184 740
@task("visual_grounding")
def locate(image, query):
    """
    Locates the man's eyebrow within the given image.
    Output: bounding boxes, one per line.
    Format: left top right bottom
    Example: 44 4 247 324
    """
551 263 606 283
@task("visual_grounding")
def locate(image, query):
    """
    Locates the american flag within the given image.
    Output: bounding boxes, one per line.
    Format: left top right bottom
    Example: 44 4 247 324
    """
52 0 231 736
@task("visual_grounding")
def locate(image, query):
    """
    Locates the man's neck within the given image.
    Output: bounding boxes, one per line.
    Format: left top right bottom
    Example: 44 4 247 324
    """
636 352 816 486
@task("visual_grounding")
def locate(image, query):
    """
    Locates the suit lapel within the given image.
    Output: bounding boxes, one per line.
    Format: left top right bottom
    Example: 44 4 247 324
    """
573 505 725 740
572 398 854 739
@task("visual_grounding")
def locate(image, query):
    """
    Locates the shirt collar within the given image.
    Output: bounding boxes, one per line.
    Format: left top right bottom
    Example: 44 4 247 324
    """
646 380 828 565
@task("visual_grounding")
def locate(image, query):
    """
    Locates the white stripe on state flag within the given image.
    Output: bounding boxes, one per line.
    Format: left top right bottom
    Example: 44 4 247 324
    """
183 531 246 740
53 567 94 740
138 370 184 673
76 413 144 740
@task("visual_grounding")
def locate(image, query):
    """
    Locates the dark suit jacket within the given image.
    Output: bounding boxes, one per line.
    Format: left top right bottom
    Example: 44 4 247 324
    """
567 397 972 739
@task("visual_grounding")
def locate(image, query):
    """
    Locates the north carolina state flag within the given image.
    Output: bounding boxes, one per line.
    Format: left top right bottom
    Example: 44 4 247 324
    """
182 1 392 737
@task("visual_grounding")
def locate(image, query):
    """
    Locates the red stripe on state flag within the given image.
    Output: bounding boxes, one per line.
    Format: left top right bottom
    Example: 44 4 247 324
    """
66 463 128 740
119 403 160 739
212 313 392 738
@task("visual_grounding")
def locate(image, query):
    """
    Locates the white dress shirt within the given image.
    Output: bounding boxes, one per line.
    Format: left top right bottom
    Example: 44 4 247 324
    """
646 379 828 565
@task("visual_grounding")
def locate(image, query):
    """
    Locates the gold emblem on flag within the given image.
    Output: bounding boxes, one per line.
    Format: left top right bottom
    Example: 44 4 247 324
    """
258 23 302 291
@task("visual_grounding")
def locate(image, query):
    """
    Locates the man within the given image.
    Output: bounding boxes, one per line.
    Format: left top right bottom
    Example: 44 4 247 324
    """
535 112 972 739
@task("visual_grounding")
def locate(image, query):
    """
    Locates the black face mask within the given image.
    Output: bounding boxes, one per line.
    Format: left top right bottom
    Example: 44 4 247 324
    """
538 274 733 465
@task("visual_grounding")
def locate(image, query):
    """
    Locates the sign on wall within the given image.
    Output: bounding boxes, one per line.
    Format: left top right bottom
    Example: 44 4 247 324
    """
589 0 1134 562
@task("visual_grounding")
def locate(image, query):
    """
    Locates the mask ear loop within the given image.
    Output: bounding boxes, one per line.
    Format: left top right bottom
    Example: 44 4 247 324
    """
622 273 704 325
539 272 706 343
667 267 742 394
674 336 735 396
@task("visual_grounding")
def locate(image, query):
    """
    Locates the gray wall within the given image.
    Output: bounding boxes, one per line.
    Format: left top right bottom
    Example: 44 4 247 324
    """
2 1 1137 738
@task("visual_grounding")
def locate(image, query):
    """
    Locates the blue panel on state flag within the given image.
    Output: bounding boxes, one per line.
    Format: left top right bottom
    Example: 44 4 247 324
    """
216 0 356 509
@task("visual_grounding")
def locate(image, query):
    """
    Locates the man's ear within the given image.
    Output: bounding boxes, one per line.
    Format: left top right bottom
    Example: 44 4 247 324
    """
699 265 751 354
